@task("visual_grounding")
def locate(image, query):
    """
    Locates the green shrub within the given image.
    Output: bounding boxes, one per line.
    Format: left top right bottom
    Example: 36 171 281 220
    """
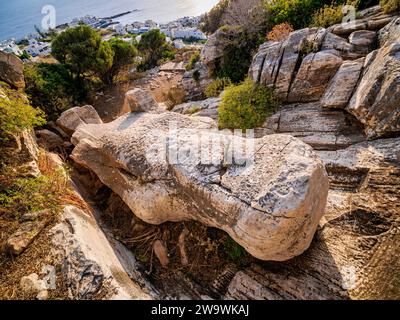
218 78 278 130
99 38 138 85
0 84 46 142
51 25 104 83
310 1 363 28
137 29 174 71
24 63 80 121
213 31 259 83
186 51 201 71
19 51 30 60
223 236 247 263
310 3 345 27
205 77 232 98
265 0 357 30
0 152 74 217
381 0 400 13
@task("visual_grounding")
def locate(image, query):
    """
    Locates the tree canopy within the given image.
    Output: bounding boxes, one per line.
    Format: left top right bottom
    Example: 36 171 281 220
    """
52 25 137 85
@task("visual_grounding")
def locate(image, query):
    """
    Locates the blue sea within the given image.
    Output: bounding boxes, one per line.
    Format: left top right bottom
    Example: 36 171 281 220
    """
0 0 219 41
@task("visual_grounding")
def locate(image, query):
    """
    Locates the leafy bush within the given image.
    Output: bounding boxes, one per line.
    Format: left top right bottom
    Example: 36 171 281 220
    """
310 3 345 27
186 51 201 71
205 77 232 98
137 29 174 71
265 0 353 29
24 63 79 121
218 78 278 130
52 26 138 86
381 0 400 13
0 84 45 141
310 1 363 27
223 236 248 263
52 25 104 83
267 23 294 42
212 28 261 83
98 39 138 85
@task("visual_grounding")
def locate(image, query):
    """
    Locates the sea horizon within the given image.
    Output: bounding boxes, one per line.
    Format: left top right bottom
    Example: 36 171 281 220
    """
0 0 219 41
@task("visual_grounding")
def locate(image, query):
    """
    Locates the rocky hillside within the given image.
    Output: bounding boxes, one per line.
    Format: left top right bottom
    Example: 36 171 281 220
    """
170 5 400 299
1 4 399 301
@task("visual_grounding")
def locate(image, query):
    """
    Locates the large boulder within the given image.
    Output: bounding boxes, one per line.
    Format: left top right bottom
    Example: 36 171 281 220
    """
226 137 400 300
56 105 103 136
347 43 400 138
70 112 329 261
0 51 25 89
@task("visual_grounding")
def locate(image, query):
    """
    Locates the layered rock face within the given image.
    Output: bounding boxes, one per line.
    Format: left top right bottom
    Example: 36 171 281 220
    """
249 6 399 139
70 112 329 261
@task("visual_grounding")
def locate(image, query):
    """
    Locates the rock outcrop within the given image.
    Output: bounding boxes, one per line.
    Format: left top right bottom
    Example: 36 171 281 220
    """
321 58 365 109
287 50 343 103
201 27 240 67
347 43 400 138
179 61 213 101
258 103 366 150
249 6 399 139
172 97 221 120
70 112 329 261
0 51 25 89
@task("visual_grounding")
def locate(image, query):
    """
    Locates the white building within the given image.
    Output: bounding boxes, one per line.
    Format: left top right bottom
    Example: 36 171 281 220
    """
160 29 173 38
171 28 207 40
113 23 127 35
173 39 185 49
25 39 51 57
0 40 23 56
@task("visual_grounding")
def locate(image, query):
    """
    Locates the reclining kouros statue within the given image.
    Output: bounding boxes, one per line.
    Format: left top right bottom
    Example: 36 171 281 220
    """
70 109 329 261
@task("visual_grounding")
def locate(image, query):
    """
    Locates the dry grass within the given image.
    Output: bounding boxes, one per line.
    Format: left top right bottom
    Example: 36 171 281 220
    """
0 147 89 300
267 23 294 42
